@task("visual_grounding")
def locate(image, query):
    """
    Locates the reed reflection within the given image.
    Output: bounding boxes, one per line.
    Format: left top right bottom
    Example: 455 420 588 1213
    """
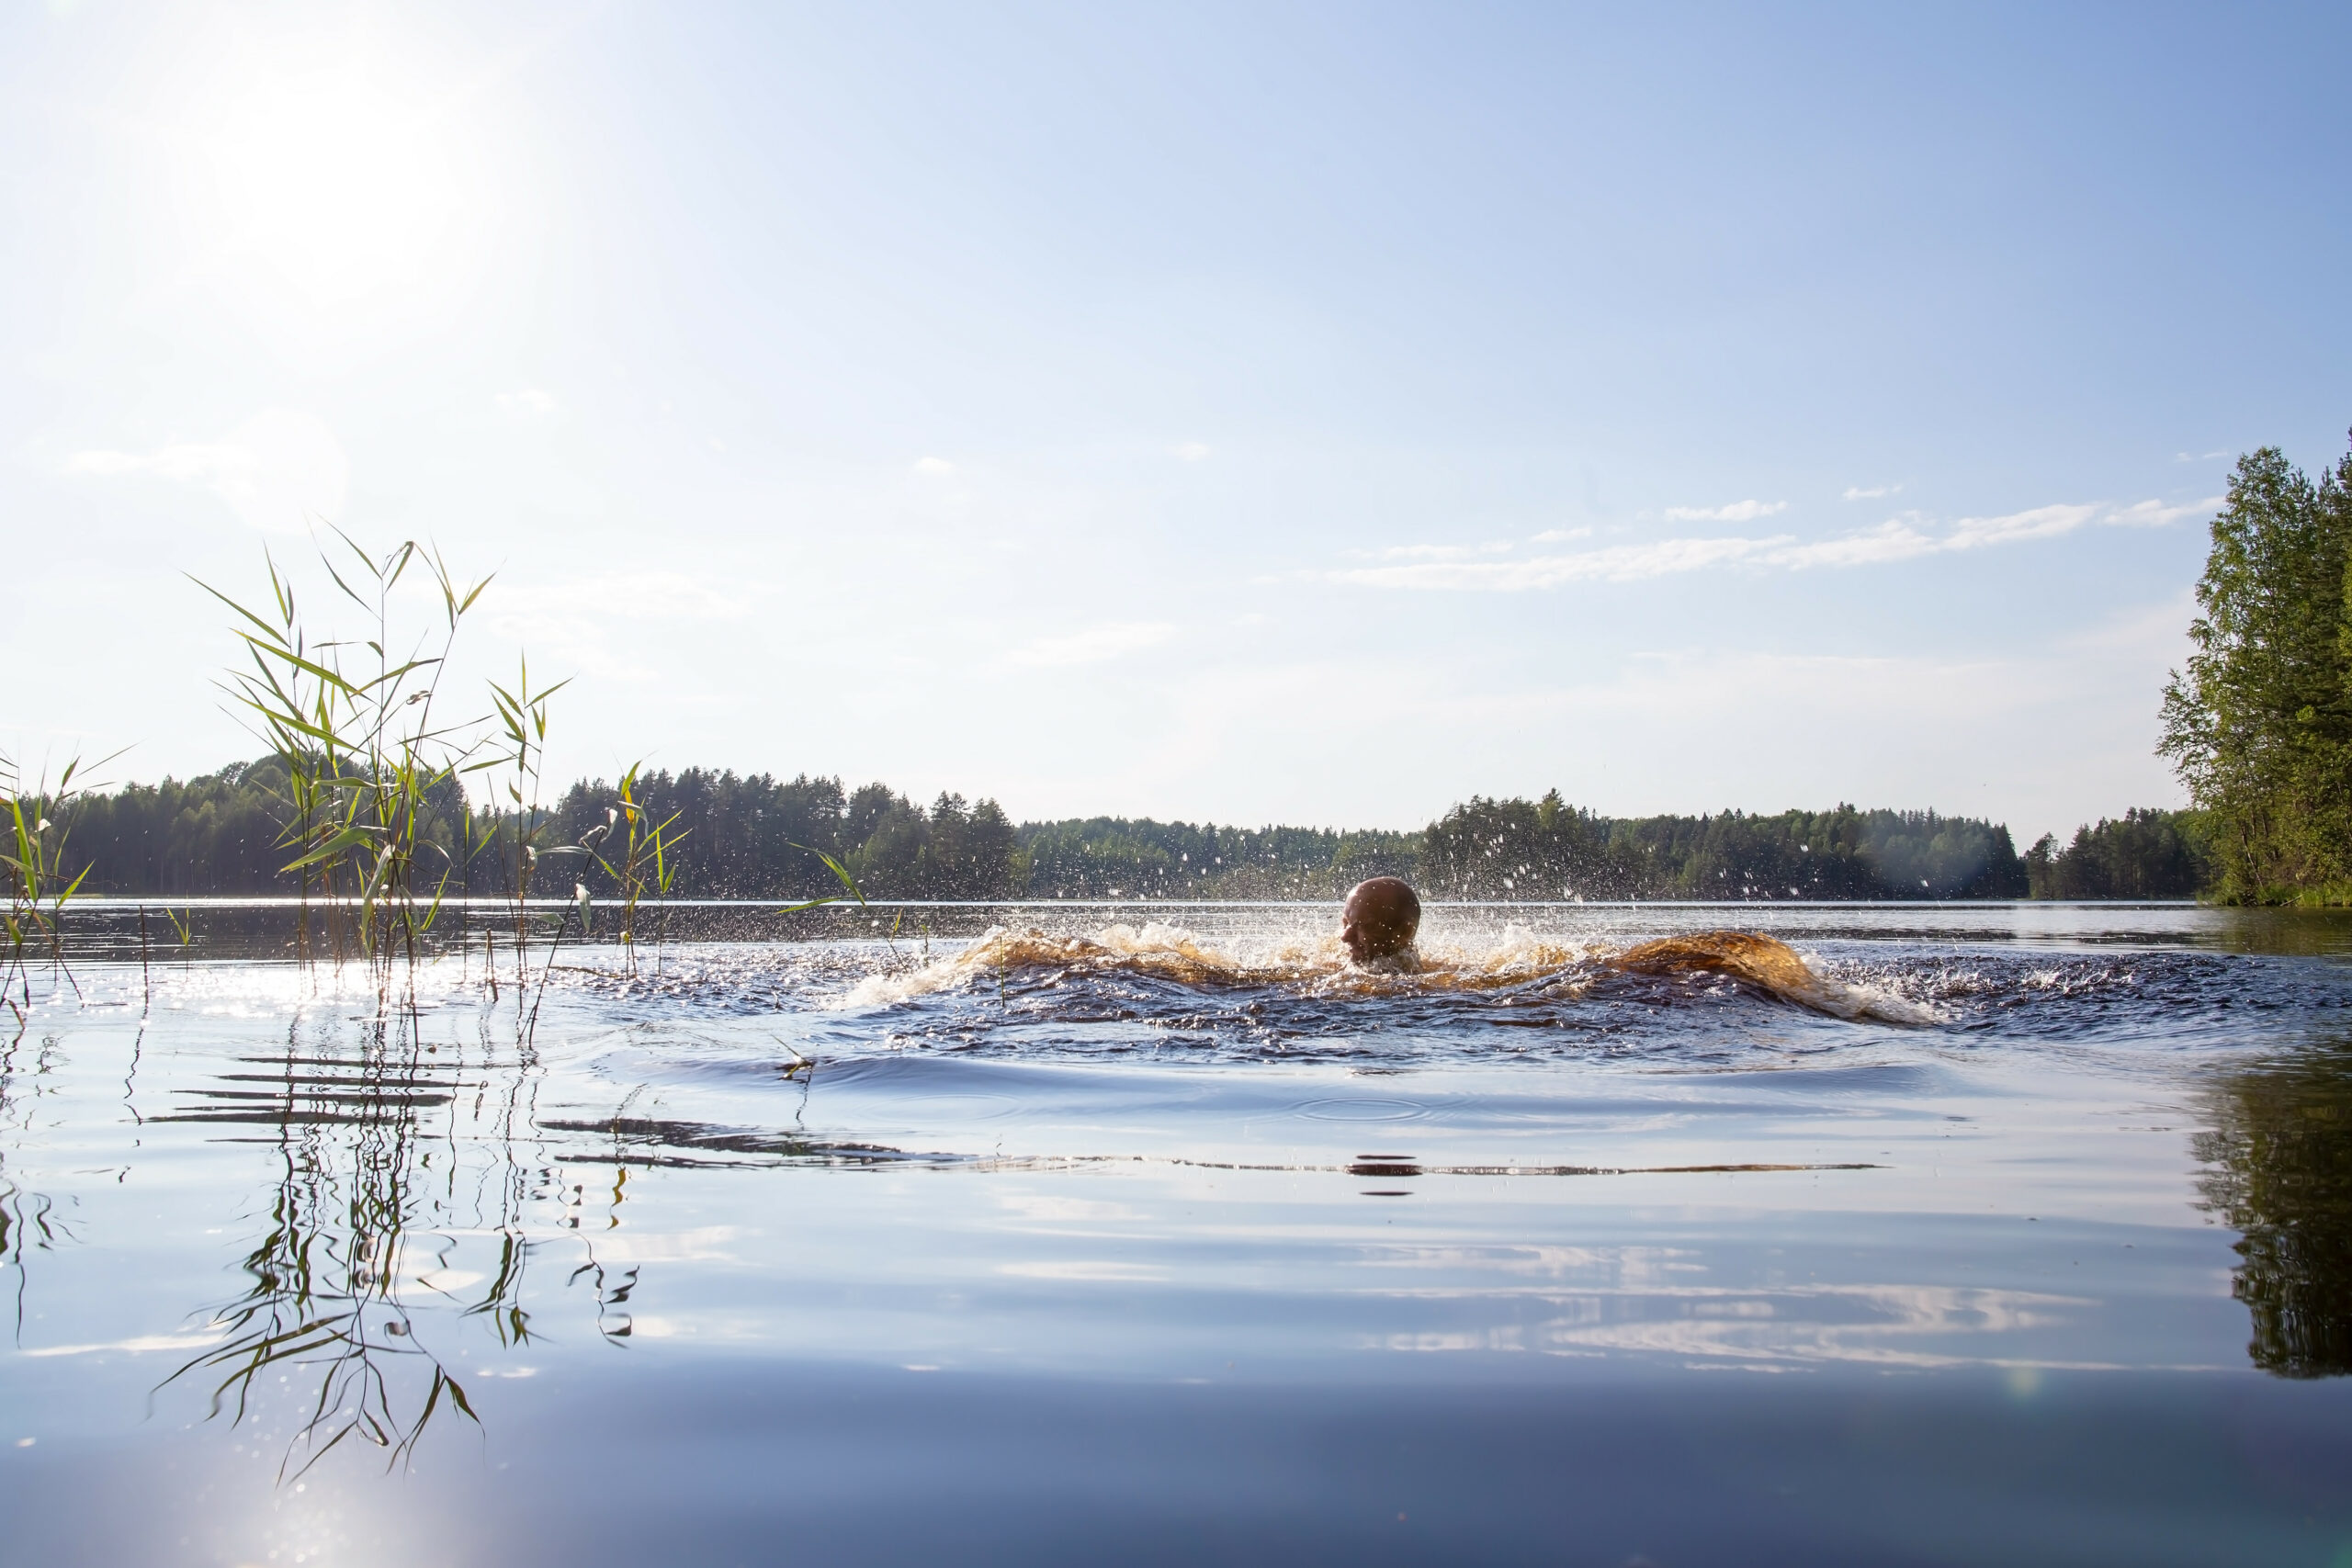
154 1002 608 1478
2196 1038 2352 1378
0 1028 74 1339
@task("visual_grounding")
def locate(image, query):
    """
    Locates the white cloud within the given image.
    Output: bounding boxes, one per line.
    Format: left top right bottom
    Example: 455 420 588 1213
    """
1765 518 1940 568
1842 483 1902 500
1940 502 2103 549
490 573 754 639
1339 535 1792 591
63 408 347 534
568 573 748 621
1341 497 2224 592
1002 621 1175 668
913 455 956 475
485 572 760 682
1173 441 1212 461
496 387 560 418
1350 541 1513 562
1531 526 1591 543
1663 499 1787 523
2105 496 2222 528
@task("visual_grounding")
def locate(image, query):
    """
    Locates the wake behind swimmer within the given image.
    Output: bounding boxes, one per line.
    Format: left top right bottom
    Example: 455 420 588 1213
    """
831 878 1935 1024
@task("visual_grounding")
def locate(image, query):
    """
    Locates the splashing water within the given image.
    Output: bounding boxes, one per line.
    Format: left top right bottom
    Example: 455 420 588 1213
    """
834 919 1937 1025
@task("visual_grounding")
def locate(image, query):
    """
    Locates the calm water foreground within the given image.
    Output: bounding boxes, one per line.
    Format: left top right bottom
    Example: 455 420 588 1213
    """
4 899 2351 1566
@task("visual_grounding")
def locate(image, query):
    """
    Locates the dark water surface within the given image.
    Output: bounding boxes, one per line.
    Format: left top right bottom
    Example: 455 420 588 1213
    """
5 900 2352 1565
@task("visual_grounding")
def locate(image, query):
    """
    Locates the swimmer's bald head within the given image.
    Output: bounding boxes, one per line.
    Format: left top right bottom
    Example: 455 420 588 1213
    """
1341 877 1421 964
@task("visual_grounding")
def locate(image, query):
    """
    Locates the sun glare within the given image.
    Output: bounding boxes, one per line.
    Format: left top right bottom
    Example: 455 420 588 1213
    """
198 56 468 306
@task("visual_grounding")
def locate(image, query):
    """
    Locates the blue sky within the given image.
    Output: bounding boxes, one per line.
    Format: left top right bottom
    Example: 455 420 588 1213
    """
5 2 2348 840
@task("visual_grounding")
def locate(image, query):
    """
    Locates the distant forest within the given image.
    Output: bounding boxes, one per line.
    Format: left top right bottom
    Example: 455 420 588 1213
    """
38 760 2209 902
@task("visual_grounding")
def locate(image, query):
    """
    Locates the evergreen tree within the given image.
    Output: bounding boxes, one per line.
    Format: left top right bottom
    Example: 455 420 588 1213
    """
2161 436 2352 901
2026 809 2210 898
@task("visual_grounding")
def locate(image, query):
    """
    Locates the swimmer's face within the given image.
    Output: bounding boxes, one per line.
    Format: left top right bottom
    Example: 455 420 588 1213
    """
1341 877 1421 963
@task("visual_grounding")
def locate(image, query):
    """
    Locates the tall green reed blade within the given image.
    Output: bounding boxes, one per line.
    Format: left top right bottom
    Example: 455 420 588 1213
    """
0 750 117 1022
779 838 885 959
197 536 509 984
783 840 867 916
581 762 692 973
474 656 573 1009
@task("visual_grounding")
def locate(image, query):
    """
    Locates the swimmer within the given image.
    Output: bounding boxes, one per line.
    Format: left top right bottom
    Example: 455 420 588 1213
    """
1340 876 1422 966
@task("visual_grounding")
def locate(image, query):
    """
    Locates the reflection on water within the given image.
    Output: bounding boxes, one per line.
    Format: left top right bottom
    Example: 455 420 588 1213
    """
151 1003 591 1474
0 1029 70 1336
2198 1040 2352 1378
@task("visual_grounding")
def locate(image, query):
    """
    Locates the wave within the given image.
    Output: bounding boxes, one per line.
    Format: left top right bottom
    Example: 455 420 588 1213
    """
834 921 1936 1024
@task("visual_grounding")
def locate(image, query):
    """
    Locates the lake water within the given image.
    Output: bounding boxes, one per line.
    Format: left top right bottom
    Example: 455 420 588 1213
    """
4 899 2350 1565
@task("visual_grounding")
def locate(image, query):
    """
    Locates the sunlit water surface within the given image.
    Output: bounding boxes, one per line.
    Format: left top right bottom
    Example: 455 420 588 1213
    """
4 900 2350 1565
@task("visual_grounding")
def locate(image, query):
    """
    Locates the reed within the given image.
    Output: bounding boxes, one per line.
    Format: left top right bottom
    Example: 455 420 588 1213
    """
580 761 690 972
196 533 499 979
163 903 196 961
135 534 876 1483
194 530 605 1002
1 750 114 1027
476 653 571 1008
197 534 860 1027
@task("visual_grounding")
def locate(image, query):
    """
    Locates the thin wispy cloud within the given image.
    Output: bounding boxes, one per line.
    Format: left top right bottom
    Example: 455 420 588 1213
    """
1767 519 1941 569
1842 483 1902 500
1337 497 2223 592
1173 441 1212 461
2105 498 2218 526
486 572 761 683
62 408 348 535
496 387 560 417
68 444 243 481
912 455 956 475
1941 502 2102 549
1662 498 1786 523
1531 526 1591 543
1342 535 1792 590
1760 504 2101 567
1350 541 1513 562
494 572 753 626
1003 621 1175 669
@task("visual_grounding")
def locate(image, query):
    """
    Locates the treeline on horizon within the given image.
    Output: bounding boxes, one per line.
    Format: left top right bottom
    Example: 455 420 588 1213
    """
37 760 2210 903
